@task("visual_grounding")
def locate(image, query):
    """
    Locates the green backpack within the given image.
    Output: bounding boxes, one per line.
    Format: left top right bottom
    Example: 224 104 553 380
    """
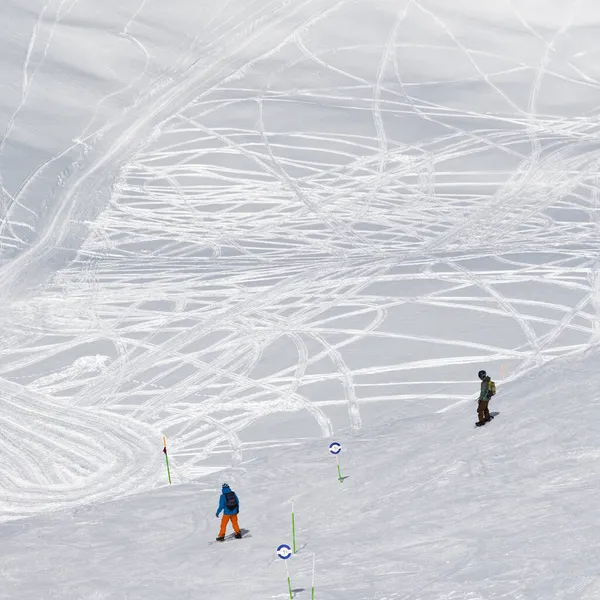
488 380 496 397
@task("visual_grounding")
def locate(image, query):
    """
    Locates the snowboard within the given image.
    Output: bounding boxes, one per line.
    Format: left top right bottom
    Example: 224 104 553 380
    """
474 412 499 427
209 529 252 545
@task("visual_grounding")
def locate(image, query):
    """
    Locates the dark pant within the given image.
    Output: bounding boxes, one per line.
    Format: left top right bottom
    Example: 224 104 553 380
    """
477 400 490 423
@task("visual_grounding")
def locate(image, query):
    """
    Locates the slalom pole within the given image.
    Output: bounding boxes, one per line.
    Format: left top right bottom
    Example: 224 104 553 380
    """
291 500 297 554
329 442 343 483
285 562 293 600
162 436 172 484
276 544 294 600
311 552 316 600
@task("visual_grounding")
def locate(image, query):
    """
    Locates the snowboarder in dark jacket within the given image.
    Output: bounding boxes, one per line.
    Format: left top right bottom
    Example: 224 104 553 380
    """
216 483 241 541
476 369 495 426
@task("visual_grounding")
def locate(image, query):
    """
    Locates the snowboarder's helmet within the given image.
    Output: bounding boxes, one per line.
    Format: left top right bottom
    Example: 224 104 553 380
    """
222 482 229 489
478 370 486 380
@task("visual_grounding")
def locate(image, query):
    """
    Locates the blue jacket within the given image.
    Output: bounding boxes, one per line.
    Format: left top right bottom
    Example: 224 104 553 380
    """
216 486 239 516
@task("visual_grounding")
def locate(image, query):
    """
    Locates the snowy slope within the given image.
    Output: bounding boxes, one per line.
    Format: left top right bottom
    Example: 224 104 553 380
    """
4 350 600 600
3 0 600 597
3 0 600 521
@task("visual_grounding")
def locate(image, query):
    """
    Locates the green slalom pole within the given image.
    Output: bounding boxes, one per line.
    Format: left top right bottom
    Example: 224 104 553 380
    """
330 443 344 483
285 562 293 600
312 552 316 600
163 436 172 484
291 500 297 554
277 545 294 599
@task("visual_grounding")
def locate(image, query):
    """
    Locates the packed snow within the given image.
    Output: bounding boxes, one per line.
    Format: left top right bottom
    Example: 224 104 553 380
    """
2 0 600 598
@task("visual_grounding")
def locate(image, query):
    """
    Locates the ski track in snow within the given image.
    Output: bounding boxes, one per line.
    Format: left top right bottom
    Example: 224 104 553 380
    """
1 0 600 520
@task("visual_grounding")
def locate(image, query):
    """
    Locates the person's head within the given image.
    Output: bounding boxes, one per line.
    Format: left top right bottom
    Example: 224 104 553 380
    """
222 482 230 490
478 370 487 381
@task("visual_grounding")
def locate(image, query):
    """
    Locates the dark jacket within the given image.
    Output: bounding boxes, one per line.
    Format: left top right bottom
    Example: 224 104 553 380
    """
479 376 492 401
216 486 239 517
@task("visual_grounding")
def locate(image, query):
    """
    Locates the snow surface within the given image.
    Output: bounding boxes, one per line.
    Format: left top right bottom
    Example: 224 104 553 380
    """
2 0 600 598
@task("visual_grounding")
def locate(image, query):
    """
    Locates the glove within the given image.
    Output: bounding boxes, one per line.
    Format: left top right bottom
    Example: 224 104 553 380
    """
216 513 220 518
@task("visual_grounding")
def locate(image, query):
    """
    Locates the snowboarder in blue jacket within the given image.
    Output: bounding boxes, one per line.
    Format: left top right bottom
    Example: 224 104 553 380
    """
216 483 241 541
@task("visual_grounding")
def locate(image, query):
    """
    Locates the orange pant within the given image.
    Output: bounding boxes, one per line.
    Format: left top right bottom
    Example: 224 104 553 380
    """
218 514 240 537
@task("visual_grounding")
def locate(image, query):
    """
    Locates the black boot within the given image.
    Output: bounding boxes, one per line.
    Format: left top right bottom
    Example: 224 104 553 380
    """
234 532 242 539
216 536 225 542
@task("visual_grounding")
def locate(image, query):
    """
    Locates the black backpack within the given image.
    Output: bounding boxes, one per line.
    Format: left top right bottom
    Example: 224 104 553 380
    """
225 491 238 510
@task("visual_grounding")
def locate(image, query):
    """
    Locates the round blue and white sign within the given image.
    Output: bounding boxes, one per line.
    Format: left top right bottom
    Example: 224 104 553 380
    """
277 544 292 560
329 442 342 455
